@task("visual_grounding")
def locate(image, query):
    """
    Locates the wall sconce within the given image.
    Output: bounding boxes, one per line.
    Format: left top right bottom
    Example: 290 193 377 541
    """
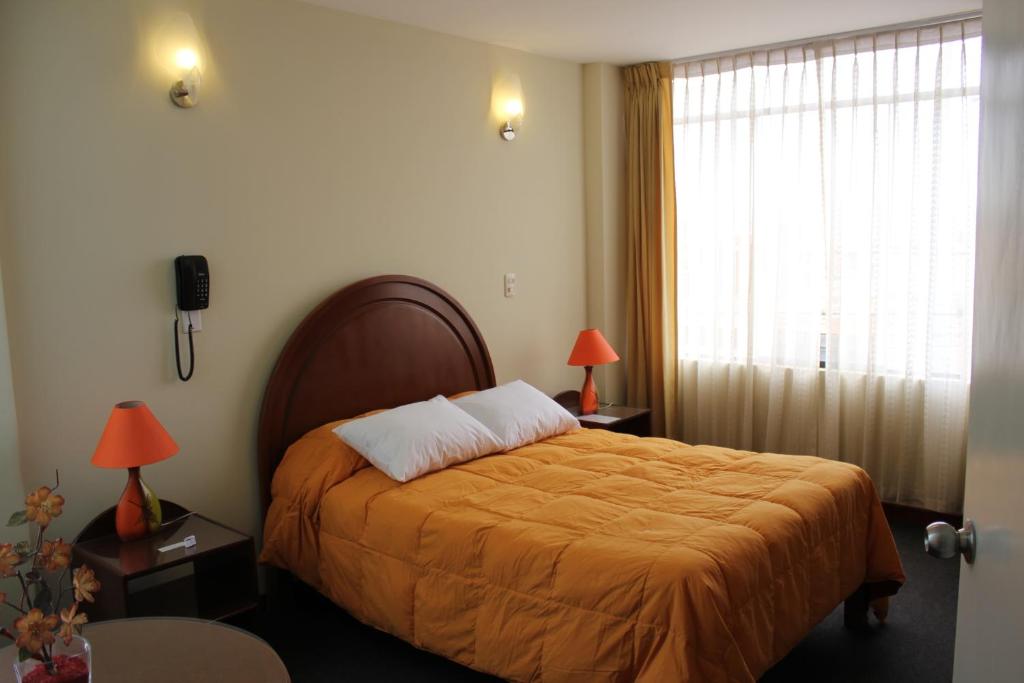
151 11 204 109
499 99 524 141
492 73 524 142
169 48 202 108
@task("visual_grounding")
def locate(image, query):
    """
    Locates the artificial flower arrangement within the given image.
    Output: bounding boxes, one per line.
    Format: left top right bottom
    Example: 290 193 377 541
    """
1 475 100 683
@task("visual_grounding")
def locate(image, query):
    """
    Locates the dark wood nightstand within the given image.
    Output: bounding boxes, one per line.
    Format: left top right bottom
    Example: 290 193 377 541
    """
554 390 653 437
72 501 258 622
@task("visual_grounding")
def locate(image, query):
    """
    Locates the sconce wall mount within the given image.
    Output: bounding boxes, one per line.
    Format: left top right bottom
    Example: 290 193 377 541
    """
498 99 523 142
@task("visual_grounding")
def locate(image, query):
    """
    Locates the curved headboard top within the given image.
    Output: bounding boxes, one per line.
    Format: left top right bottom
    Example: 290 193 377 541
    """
257 275 496 513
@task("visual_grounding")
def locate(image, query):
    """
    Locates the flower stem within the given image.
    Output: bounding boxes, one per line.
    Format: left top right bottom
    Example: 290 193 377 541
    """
1 598 28 615
16 570 30 611
34 521 46 555
51 566 69 614
44 643 55 674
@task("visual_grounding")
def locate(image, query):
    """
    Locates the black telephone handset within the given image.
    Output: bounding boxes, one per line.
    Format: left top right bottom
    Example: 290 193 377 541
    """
174 255 210 311
173 255 209 382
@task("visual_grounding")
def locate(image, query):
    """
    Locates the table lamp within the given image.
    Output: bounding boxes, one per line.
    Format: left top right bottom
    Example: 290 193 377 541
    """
91 401 179 541
567 329 620 415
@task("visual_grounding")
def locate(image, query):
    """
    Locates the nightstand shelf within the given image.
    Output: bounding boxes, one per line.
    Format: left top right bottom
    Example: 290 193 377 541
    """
554 390 653 437
72 502 258 623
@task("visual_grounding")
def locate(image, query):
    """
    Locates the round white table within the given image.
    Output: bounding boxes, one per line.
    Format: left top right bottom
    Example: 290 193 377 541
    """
1 617 290 683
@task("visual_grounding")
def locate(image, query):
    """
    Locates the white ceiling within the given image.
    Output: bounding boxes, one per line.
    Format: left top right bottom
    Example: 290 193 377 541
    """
301 0 979 65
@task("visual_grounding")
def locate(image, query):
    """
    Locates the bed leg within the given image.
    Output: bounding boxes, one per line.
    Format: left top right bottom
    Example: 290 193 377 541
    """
871 596 890 624
843 584 870 629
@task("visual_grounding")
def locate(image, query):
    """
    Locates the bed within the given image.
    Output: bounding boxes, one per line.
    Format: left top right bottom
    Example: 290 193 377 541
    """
257 275 905 682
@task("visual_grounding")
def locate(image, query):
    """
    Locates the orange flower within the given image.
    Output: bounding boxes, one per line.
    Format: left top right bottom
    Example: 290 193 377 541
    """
58 603 88 646
37 538 72 572
25 486 65 527
73 565 100 603
0 544 20 577
13 608 58 655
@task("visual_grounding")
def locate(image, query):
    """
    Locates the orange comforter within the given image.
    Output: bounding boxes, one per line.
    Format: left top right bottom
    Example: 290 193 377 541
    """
262 424 904 682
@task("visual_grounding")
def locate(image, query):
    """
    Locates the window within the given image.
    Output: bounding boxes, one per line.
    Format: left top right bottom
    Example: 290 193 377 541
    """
672 21 980 382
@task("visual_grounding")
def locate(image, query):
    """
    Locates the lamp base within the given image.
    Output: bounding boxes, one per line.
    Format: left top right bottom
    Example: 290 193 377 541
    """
115 467 162 542
580 365 599 415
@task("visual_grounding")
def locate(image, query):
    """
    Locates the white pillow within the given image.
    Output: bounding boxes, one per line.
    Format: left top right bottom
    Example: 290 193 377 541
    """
451 380 580 451
334 396 502 482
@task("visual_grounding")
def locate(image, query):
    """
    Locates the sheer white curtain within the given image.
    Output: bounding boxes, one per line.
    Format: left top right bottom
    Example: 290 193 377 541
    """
672 19 980 513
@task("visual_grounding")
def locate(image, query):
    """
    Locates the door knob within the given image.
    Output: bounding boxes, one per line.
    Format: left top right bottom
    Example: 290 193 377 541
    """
925 519 976 564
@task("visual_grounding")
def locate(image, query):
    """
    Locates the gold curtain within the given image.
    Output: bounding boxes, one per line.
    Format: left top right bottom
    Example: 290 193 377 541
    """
624 62 677 438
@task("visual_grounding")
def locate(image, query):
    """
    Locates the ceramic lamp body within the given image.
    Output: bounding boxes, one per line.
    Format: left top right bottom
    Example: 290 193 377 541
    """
115 467 162 541
580 366 599 415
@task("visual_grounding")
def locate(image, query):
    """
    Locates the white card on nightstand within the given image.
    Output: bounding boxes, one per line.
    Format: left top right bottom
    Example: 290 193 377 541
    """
158 534 197 553
581 414 618 424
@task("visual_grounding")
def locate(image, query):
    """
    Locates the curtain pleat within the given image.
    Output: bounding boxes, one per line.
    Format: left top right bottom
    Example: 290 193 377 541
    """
625 62 678 437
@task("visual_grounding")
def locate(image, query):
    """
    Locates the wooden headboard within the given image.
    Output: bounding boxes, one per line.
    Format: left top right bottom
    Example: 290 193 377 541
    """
256 275 496 514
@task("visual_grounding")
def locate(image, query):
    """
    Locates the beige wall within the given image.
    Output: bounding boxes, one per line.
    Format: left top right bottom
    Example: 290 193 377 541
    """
0 255 24 521
0 0 586 539
0 263 22 507
582 63 626 405
0 227 24 626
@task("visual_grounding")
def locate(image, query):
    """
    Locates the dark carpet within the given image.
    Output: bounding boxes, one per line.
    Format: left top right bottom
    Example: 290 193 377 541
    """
234 516 959 682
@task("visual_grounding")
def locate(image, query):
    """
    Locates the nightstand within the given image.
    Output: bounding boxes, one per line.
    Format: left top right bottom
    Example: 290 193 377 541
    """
554 390 653 437
72 501 258 622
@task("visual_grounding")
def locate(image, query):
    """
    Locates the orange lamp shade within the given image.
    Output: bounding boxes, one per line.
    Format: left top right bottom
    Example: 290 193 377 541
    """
568 329 620 367
92 401 178 542
92 401 178 469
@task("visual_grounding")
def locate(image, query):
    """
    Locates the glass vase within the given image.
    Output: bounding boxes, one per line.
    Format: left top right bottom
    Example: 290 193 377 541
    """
12 635 91 683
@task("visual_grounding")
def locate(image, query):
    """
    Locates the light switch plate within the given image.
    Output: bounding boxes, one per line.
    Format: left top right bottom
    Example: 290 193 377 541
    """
178 309 202 333
504 272 517 297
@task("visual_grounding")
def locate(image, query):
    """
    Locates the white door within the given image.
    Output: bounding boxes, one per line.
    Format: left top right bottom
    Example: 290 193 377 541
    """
950 0 1024 680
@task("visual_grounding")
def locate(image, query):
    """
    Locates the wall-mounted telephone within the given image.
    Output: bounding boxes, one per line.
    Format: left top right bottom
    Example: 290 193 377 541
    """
175 255 209 311
173 255 209 382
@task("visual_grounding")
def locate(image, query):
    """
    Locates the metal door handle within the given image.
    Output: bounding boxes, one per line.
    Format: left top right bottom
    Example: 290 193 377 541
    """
925 519 976 563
